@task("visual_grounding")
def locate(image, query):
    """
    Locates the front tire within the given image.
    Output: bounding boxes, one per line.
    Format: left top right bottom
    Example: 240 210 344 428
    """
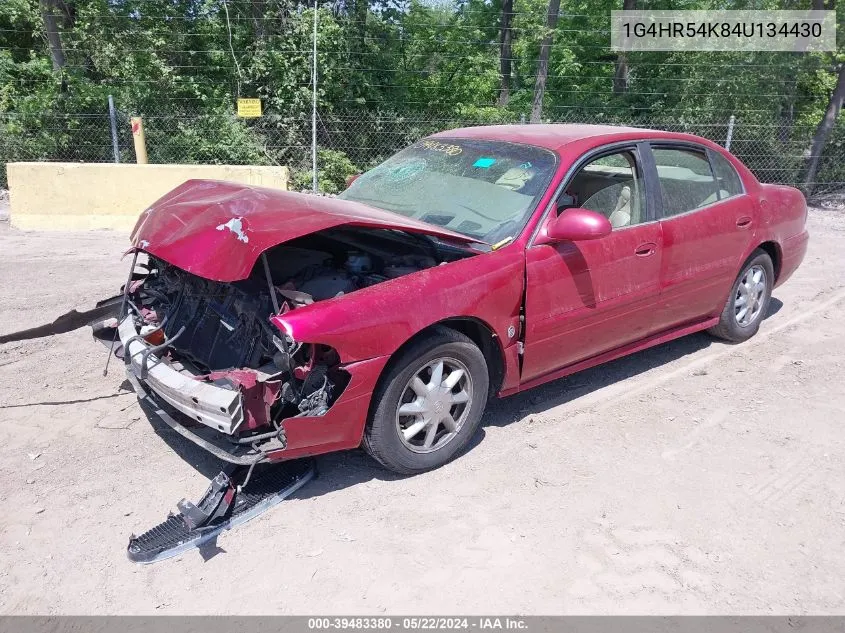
362 327 489 475
708 249 774 343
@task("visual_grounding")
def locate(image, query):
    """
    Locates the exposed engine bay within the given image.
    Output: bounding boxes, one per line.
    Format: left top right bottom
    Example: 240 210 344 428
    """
122 226 474 446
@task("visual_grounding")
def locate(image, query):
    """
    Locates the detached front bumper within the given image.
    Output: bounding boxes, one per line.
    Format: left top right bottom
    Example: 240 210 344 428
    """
119 317 245 434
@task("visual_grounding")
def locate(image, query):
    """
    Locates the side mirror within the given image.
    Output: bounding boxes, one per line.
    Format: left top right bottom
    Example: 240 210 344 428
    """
540 208 612 244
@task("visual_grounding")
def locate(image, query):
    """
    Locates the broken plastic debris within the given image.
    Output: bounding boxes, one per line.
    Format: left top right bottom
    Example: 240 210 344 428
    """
216 217 249 243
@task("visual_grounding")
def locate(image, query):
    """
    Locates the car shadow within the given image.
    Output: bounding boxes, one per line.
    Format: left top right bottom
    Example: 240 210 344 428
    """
480 296 783 433
136 296 786 528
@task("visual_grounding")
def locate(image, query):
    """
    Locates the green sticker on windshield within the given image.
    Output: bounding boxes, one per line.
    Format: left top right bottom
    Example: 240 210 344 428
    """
473 157 496 168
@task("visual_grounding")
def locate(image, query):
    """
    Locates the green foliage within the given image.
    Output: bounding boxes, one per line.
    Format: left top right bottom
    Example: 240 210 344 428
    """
0 0 844 190
293 149 359 194
143 111 268 165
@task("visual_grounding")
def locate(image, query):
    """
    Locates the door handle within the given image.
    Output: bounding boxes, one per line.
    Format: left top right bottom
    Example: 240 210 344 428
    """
736 217 752 228
635 242 656 257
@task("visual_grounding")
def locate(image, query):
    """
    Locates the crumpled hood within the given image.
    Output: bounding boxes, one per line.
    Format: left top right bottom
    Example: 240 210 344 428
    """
131 179 479 282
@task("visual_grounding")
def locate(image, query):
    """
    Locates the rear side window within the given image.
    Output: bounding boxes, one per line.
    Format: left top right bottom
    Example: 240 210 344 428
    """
709 151 744 199
652 147 720 218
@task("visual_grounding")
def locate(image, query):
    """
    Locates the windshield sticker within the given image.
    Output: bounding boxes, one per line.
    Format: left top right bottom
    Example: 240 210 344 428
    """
473 157 497 168
418 140 463 156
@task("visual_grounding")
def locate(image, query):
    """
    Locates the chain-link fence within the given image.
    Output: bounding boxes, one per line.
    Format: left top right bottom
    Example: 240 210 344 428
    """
2 106 843 198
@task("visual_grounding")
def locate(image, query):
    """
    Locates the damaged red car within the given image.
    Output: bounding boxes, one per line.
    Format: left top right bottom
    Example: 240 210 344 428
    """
116 124 809 474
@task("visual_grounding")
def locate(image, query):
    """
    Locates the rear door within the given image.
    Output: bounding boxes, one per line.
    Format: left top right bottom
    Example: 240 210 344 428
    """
648 144 757 330
521 142 664 382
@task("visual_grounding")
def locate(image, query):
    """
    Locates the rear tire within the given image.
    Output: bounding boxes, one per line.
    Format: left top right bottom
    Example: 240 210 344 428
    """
708 249 774 343
362 327 489 475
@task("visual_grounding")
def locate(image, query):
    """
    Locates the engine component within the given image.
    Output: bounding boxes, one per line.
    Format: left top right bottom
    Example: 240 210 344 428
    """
143 265 277 372
298 271 356 300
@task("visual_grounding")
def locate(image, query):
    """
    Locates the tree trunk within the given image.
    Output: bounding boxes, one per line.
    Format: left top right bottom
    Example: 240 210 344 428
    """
612 0 636 94
40 0 65 71
497 0 514 106
530 0 560 123
251 0 266 41
353 0 367 55
810 0 836 11
802 62 845 195
778 99 794 144
55 0 75 28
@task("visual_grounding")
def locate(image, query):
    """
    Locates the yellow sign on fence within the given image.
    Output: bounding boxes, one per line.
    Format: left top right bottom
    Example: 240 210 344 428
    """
237 98 262 118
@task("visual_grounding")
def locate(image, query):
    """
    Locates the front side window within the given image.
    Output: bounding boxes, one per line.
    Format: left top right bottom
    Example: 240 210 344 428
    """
339 138 557 244
652 147 720 218
709 150 744 199
561 148 646 229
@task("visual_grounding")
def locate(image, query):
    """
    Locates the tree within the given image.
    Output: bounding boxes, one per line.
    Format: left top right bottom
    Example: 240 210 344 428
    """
497 0 514 106
612 0 636 94
250 0 267 41
39 0 66 71
803 61 845 194
352 0 368 54
530 0 560 122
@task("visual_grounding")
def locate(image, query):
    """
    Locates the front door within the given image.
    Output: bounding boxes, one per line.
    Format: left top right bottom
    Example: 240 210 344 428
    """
521 145 663 383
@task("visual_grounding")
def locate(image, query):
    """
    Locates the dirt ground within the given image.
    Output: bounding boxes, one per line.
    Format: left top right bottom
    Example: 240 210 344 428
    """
0 208 843 615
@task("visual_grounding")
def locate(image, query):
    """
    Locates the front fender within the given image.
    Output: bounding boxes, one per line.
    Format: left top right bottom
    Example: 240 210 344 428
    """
271 247 525 364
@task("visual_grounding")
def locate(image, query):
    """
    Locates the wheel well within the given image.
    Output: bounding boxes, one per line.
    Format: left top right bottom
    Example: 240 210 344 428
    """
757 241 782 281
385 318 505 396
437 318 504 394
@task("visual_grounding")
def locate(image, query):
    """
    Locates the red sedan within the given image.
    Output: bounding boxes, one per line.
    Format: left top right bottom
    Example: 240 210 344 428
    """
119 124 809 474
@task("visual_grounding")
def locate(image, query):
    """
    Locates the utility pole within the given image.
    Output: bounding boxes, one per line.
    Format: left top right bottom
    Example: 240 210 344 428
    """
108 95 120 163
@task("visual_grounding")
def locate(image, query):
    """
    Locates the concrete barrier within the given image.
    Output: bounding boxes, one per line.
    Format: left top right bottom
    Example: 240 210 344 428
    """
7 162 290 231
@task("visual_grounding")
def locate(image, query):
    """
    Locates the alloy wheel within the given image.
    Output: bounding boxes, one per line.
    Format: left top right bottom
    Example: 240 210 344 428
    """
734 264 767 327
395 357 473 453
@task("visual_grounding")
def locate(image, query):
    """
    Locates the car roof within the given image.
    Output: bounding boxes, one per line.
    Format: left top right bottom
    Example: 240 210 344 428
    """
428 123 712 153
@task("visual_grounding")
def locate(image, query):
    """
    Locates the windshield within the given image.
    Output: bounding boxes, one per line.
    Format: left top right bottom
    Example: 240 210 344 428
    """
338 138 557 244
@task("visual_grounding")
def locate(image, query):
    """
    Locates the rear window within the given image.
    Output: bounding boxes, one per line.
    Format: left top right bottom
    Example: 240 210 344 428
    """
652 147 720 218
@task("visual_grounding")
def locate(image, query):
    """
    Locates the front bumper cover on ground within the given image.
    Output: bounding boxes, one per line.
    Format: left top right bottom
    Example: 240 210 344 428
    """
127 458 316 564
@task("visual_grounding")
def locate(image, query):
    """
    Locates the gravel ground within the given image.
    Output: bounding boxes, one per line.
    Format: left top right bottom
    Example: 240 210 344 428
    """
0 209 844 615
